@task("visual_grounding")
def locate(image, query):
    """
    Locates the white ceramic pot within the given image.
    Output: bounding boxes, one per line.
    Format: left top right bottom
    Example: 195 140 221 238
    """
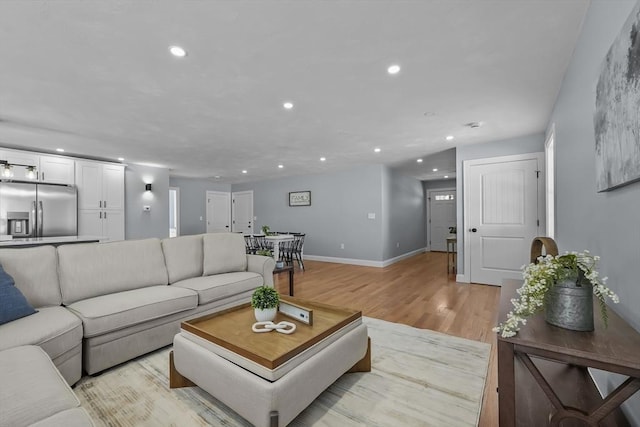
254 307 277 322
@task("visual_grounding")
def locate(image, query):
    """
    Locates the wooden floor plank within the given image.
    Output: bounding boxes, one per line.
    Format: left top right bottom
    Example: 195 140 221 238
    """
274 251 501 427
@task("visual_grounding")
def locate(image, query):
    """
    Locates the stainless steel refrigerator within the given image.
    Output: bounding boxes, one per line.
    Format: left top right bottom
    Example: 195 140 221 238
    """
0 181 77 237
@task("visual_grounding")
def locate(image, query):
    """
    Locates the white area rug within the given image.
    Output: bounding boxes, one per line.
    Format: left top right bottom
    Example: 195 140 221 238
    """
75 317 491 426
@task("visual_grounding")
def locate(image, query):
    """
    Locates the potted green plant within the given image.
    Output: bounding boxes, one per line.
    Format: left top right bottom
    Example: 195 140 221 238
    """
494 251 619 337
261 225 271 236
251 286 280 322
256 249 273 257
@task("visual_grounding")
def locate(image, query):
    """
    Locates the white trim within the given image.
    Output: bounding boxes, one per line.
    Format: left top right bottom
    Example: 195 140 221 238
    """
169 187 180 237
426 188 456 252
462 152 545 284
304 247 426 268
545 124 556 239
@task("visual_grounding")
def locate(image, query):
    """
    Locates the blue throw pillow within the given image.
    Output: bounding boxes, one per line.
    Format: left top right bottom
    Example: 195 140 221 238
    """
0 264 37 325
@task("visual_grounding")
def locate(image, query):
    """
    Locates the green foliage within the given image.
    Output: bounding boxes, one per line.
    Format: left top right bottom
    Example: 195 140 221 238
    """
261 225 271 236
251 286 280 310
256 249 272 257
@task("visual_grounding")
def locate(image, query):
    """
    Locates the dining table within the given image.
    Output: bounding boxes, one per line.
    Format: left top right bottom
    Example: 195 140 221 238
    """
265 234 294 261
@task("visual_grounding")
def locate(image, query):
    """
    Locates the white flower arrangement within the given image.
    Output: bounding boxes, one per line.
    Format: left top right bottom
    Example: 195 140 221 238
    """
494 251 619 338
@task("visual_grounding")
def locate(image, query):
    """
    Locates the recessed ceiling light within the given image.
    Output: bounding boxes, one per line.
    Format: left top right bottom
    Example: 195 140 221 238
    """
417 159 423 163
320 157 326 162
56 148 64 152
433 168 438 172
283 102 294 110
374 148 381 153
214 175 221 179
242 170 247 174
387 64 401 75
169 45 187 57
278 164 284 169
446 135 454 141
117 157 124 161
444 175 449 178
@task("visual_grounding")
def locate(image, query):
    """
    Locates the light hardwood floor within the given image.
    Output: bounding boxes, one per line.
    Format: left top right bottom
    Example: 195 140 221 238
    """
274 251 501 427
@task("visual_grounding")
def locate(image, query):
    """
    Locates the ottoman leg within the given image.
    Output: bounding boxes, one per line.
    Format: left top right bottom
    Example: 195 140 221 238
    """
347 337 371 373
169 351 196 389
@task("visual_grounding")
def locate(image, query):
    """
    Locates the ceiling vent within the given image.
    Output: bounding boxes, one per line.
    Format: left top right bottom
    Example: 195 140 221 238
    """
466 121 482 128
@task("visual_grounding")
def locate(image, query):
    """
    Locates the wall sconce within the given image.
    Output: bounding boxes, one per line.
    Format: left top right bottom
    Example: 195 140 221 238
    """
145 183 152 192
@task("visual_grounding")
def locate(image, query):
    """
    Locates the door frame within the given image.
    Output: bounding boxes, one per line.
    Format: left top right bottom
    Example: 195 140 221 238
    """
169 187 180 237
426 187 456 252
461 152 545 284
205 191 231 233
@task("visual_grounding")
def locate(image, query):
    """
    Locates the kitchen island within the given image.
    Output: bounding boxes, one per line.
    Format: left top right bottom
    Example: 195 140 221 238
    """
0 235 104 248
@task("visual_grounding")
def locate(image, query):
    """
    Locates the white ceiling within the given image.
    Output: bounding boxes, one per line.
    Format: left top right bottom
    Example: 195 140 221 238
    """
0 1 588 183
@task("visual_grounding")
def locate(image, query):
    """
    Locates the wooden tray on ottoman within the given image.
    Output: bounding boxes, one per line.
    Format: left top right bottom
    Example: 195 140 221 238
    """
179 296 362 371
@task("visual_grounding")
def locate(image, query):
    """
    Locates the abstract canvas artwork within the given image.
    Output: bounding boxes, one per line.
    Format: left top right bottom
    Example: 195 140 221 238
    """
594 2 640 192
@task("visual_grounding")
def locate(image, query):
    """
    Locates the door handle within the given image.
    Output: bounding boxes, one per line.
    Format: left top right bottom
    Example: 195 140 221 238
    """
469 228 477 232
30 201 36 237
38 201 44 237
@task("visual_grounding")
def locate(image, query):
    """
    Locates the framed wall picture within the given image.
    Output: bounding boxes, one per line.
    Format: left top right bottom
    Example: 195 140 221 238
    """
289 191 311 206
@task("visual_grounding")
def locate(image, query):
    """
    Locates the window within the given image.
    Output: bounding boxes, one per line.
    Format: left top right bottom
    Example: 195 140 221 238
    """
545 126 555 239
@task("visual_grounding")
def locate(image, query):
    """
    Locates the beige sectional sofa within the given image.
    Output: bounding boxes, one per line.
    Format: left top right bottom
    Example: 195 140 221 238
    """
0 232 274 426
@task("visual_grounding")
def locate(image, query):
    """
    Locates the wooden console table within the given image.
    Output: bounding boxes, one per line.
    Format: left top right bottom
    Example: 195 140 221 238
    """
497 279 640 426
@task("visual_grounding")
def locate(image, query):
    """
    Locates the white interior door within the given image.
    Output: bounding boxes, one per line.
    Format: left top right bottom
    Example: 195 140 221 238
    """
429 189 456 251
206 191 231 233
232 191 253 234
464 153 543 285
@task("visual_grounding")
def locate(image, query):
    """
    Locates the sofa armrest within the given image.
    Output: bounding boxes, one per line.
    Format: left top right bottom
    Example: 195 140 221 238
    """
246 255 276 286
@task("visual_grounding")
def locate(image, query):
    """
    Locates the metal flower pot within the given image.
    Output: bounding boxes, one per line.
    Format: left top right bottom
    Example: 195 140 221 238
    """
544 271 594 331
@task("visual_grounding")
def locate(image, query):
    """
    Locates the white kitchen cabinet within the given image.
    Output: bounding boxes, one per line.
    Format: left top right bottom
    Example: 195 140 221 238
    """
78 209 125 241
0 149 39 181
0 149 75 184
38 155 75 185
76 160 125 241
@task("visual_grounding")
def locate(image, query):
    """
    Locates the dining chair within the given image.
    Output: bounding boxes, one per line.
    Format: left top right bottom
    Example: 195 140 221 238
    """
292 234 305 270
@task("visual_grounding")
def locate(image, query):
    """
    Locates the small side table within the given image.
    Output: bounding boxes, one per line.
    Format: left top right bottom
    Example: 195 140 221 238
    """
273 265 295 296
446 235 457 274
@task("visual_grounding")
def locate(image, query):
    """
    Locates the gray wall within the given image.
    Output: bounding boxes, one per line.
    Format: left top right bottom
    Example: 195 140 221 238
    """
233 164 385 261
455 134 545 273
124 164 170 240
383 168 426 260
548 1 639 421
169 177 231 236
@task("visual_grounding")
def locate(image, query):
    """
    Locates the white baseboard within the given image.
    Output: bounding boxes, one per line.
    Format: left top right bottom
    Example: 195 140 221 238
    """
381 248 426 267
304 247 426 268
456 273 468 283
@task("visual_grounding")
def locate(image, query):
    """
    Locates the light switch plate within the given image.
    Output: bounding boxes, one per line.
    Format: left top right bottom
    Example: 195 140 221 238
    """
143 205 151 212
367 213 376 219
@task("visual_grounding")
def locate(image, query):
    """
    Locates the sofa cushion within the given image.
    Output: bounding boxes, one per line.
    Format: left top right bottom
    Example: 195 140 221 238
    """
0 345 81 426
162 234 203 284
172 272 263 305
0 245 61 307
0 264 37 325
65 286 198 337
0 306 82 360
202 233 247 275
58 238 169 305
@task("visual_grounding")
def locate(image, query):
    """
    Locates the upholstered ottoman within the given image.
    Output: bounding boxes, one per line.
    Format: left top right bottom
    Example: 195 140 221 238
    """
171 301 370 427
